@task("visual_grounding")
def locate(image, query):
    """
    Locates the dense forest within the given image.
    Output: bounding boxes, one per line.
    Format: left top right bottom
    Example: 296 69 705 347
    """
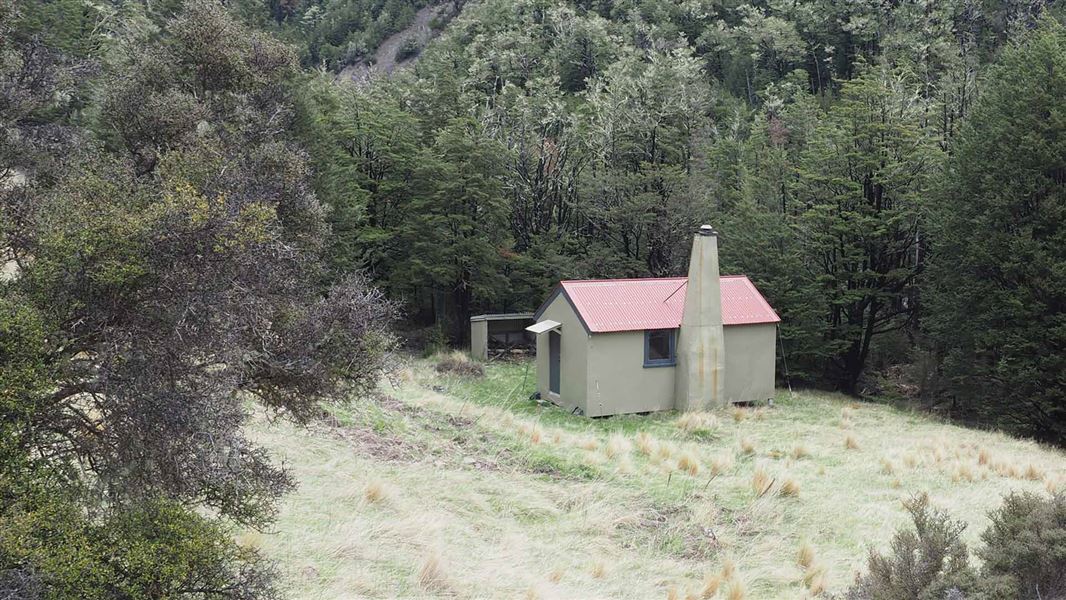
1 0 1064 596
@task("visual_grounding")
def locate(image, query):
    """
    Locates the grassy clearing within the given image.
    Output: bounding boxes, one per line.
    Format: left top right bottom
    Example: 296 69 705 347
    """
246 358 1066 599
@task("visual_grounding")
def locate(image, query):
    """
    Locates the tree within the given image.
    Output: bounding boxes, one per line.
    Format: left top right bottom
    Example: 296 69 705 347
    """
923 18 1066 442
791 65 941 393
395 118 510 342
0 2 396 596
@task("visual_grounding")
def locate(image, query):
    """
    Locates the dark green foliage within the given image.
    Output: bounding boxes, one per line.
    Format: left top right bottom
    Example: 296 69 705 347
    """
848 492 1066 600
845 494 976 600
977 492 1066 598
923 19 1066 441
0 474 276 599
1 1 396 597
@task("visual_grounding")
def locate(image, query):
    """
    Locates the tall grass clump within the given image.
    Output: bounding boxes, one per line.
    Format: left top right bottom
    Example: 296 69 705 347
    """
434 351 484 377
751 466 773 498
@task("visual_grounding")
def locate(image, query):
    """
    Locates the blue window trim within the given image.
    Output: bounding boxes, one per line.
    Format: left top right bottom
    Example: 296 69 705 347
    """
643 329 677 368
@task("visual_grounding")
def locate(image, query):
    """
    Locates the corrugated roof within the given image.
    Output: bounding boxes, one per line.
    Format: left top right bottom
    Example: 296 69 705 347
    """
538 276 779 333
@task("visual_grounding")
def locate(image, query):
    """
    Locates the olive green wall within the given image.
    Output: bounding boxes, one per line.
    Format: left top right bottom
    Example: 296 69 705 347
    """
470 320 488 360
585 331 676 417
534 295 588 415
722 324 776 403
534 295 777 415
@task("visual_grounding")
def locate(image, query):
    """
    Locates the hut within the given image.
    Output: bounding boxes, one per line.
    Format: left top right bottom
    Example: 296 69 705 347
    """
526 225 779 417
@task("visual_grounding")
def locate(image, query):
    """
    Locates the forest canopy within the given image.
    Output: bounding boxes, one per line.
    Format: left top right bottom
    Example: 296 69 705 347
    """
2 0 1065 596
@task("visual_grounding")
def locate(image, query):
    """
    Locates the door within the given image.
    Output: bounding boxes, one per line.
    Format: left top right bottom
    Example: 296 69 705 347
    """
548 330 561 395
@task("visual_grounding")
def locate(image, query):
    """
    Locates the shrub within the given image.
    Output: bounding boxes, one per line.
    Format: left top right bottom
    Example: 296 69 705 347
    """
844 494 974 599
976 491 1066 599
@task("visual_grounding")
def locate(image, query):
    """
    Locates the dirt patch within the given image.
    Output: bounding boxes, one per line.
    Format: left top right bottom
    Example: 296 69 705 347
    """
339 3 451 84
318 421 426 462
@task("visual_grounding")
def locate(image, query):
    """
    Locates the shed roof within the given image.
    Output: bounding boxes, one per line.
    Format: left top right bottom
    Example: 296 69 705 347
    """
469 312 534 322
535 276 780 333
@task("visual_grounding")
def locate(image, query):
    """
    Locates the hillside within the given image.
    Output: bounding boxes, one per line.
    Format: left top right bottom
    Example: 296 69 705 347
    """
246 358 1065 599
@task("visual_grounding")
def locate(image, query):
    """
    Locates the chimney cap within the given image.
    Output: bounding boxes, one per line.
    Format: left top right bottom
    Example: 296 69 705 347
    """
697 224 718 237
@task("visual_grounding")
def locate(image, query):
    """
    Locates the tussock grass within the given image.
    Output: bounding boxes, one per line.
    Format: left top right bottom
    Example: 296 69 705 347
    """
739 437 756 455
416 551 447 591
1025 463 1045 481
246 358 1066 600
590 560 607 579
578 436 600 452
780 477 801 497
434 351 484 377
879 458 896 475
709 453 734 476
732 407 748 423
700 573 721 598
676 412 720 435
844 434 860 450
791 444 811 460
635 431 657 456
724 579 746 600
751 466 773 498
797 542 816 569
677 450 701 476
364 479 390 503
720 558 736 581
978 447 991 465
605 433 632 459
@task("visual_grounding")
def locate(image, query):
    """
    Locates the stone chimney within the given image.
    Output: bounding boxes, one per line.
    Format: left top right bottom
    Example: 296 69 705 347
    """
675 225 726 410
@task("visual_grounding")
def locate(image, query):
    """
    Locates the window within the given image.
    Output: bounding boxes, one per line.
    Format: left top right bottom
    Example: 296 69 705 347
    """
643 329 677 367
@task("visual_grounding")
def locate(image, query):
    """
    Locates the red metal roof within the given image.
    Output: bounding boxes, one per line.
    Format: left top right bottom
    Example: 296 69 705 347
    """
539 276 779 333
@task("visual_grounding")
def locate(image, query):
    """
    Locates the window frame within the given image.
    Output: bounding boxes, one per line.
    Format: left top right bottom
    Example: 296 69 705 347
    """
643 328 677 368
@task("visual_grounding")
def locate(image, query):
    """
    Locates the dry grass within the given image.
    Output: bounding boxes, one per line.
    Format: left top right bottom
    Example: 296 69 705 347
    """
751 466 773 498
578 436 601 452
844 434 860 450
434 351 484 377
605 433 632 459
676 412 720 434
590 560 607 579
1025 464 1045 481
732 406 748 423
739 437 756 455
903 453 918 468
808 572 827 596
797 542 816 569
677 451 701 476
978 447 991 465
953 462 976 483
364 479 389 503
780 477 801 497
791 444 811 460
720 558 736 581
635 431 657 456
724 579 746 600
700 573 721 598
417 551 447 591
245 358 1066 600
709 453 734 476
879 458 896 475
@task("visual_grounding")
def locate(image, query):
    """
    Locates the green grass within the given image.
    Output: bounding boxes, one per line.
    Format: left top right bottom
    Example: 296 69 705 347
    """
245 357 1066 599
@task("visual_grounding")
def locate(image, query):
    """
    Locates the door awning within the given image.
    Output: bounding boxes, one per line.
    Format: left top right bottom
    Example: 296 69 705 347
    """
525 320 561 335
